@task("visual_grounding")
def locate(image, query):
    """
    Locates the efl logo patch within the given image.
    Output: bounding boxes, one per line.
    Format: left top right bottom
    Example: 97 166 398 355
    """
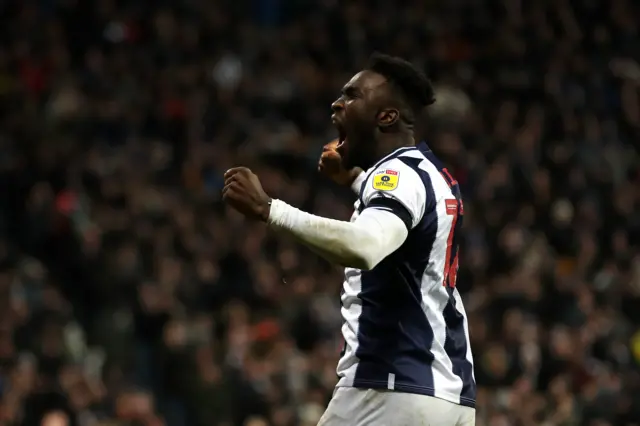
372 169 399 191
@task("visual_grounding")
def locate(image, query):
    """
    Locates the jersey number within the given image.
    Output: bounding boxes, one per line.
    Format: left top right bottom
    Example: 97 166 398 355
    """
441 168 462 289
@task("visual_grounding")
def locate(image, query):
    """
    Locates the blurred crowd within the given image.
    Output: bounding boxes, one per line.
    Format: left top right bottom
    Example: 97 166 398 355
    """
0 0 639 425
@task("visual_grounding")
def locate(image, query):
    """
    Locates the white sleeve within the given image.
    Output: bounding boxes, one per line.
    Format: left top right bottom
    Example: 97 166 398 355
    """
350 171 367 194
360 158 427 229
268 200 408 271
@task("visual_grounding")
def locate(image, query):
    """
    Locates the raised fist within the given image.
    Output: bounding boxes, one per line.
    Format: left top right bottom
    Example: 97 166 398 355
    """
318 139 362 186
222 167 272 222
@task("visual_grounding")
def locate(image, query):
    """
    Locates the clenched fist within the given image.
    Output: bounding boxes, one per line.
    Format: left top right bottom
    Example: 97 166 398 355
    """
318 139 363 186
222 167 272 221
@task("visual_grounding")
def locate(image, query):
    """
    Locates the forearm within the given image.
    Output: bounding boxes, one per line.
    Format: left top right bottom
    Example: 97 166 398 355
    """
267 199 407 270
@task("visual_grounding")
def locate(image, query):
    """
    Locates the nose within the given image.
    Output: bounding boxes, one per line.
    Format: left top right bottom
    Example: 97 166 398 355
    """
331 98 344 113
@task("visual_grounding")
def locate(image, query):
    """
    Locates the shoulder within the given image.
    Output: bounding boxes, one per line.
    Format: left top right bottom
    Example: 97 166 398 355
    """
361 157 427 229
364 157 424 192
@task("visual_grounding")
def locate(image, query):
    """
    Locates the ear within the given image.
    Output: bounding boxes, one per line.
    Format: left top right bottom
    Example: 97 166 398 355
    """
377 109 399 128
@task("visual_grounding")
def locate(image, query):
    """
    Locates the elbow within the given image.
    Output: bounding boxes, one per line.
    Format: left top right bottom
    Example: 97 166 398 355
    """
340 238 381 271
359 259 378 271
342 254 378 271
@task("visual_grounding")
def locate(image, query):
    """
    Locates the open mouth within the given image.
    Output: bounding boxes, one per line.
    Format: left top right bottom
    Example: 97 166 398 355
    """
337 130 347 149
332 116 347 150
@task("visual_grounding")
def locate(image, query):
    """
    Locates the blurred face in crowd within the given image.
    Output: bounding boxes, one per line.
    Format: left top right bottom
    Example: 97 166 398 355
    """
331 70 391 169
40 411 69 426
244 417 269 426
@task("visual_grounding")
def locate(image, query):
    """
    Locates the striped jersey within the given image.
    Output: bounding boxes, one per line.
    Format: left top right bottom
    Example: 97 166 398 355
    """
336 142 476 408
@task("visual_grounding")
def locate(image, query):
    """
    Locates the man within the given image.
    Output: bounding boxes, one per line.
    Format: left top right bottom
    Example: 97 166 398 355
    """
223 53 476 425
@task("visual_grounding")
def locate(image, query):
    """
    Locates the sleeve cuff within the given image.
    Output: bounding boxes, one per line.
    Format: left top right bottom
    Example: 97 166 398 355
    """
267 199 288 226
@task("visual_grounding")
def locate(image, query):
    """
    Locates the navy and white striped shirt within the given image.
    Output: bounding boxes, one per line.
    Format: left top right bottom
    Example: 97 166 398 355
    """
336 142 476 408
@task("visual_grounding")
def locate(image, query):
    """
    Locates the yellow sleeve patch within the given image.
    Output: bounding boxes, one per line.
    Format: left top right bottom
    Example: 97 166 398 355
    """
372 169 399 191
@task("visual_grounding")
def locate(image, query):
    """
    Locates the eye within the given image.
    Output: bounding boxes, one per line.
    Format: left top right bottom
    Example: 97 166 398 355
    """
342 87 360 100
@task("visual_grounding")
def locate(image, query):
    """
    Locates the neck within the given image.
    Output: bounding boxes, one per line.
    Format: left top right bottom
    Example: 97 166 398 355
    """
375 133 415 162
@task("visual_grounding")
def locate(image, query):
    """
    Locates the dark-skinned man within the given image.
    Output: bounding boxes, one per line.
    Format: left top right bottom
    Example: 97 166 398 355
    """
223 53 476 426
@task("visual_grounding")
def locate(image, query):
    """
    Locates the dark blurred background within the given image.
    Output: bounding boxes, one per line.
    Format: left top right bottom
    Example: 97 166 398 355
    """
0 0 639 425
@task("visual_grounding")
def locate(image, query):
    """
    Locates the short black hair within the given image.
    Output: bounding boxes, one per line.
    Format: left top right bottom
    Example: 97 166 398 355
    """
365 52 436 115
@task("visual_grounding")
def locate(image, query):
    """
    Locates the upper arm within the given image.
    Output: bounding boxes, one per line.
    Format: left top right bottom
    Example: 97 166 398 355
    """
350 207 409 270
360 158 427 230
